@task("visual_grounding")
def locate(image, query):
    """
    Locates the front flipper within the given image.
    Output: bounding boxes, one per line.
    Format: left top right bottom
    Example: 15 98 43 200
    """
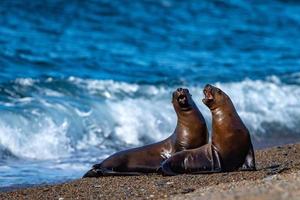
160 161 178 176
82 166 144 178
241 143 256 171
160 144 222 176
101 170 143 176
82 168 103 178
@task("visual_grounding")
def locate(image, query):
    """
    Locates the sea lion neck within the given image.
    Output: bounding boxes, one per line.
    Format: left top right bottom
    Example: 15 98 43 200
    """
210 104 227 117
210 101 238 130
176 106 200 124
210 98 235 115
173 105 208 150
210 107 223 117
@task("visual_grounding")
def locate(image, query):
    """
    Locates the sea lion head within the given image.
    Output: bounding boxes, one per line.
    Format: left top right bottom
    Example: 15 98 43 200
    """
202 84 229 110
172 88 194 112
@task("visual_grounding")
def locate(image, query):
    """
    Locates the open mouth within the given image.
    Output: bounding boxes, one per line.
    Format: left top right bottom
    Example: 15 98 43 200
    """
177 94 189 108
203 89 213 100
177 94 186 102
202 86 214 103
173 88 191 110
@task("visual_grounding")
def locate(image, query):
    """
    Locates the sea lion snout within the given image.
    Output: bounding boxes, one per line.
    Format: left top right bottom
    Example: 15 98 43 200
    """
173 88 190 108
203 84 213 97
202 84 214 105
178 95 187 107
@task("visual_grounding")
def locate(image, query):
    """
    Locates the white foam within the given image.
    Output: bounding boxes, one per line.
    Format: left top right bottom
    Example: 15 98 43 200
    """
0 117 73 160
99 76 300 145
213 78 300 135
1 75 300 161
74 108 93 117
16 97 33 104
108 97 174 145
42 89 64 97
14 78 36 86
48 163 88 171
68 76 140 98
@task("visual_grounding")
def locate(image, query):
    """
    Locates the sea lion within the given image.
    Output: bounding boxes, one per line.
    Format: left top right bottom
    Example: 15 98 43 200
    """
83 88 208 177
161 84 256 175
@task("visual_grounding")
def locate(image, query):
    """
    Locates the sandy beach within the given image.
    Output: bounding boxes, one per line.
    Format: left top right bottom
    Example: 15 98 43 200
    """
1 143 300 200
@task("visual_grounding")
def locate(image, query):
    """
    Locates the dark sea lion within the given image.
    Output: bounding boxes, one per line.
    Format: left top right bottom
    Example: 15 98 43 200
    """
161 84 256 175
83 88 208 177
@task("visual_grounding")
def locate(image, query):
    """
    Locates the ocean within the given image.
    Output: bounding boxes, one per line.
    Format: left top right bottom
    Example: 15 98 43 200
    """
1 0 300 189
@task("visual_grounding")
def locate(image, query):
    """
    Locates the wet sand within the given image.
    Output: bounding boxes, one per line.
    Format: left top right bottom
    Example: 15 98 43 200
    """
1 143 300 200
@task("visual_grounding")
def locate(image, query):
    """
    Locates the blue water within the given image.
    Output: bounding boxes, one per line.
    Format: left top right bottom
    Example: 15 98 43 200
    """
1 0 300 188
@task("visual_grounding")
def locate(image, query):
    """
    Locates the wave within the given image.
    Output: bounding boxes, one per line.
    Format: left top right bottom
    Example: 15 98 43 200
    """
215 76 300 138
0 75 300 160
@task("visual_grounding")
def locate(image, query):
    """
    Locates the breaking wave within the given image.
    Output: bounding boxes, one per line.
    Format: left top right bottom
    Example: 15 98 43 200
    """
0 75 300 161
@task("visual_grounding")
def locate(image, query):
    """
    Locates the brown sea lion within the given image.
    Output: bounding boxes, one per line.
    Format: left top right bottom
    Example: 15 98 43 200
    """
83 88 208 177
161 84 256 175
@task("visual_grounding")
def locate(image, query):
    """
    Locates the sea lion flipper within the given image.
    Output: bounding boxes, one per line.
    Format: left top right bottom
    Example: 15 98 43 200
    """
241 143 256 171
160 144 223 175
211 145 222 172
160 161 178 176
82 168 103 178
82 167 143 177
101 170 143 176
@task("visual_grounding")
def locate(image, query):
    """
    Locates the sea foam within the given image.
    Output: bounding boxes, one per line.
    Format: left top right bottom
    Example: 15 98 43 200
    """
0 75 300 161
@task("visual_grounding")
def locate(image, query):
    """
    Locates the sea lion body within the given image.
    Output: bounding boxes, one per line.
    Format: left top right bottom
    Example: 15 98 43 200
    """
161 85 256 175
83 88 208 177
211 100 254 171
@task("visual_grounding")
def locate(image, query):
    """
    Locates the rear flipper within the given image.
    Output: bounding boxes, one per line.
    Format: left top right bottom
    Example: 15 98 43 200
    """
101 170 143 176
240 143 256 171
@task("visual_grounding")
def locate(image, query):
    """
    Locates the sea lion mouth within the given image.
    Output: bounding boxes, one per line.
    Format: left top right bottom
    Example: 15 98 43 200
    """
177 94 190 108
202 84 214 104
177 94 187 104
203 89 213 100
174 88 191 110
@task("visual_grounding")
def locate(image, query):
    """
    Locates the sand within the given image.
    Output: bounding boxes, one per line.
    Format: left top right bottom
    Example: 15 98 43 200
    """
1 143 300 200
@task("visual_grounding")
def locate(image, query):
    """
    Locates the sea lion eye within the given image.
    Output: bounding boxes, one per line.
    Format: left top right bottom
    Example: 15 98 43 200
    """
217 89 222 94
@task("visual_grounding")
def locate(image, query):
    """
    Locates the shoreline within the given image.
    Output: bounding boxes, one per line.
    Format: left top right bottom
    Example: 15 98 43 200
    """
1 143 300 199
